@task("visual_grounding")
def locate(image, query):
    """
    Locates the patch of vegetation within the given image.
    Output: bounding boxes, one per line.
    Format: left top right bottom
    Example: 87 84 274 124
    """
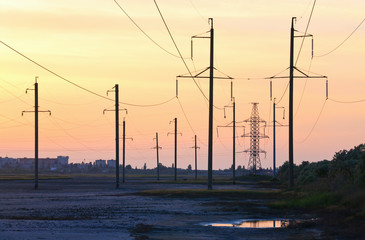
274 143 365 238
149 177 241 185
270 191 339 209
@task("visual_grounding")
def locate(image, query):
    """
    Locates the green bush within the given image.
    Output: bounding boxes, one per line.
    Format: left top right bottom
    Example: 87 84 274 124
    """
278 144 365 188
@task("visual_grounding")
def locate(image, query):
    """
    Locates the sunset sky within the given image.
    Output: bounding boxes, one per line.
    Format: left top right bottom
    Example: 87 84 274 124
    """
0 0 364 170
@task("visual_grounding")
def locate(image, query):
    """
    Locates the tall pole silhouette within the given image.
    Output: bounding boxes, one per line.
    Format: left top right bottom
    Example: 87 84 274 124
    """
192 135 200 181
232 99 236 184
273 99 276 178
22 77 51 190
104 84 127 188
122 119 125 183
217 97 243 184
208 18 214 190
174 118 177 181
116 85 120 188
177 18 232 188
289 17 295 187
154 132 161 181
121 119 133 183
168 118 181 181
35 79 39 189
268 17 326 186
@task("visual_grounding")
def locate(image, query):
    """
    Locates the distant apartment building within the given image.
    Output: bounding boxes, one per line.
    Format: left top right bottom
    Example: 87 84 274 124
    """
107 159 116 168
0 157 18 168
94 159 107 168
17 156 69 170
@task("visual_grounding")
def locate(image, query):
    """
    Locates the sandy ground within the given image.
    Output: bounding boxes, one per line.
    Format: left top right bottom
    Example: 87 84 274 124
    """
0 177 322 240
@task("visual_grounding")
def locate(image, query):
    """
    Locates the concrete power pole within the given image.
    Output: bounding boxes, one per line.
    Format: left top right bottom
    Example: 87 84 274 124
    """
153 132 162 181
104 84 127 188
273 98 286 178
168 118 181 181
22 76 51 190
177 18 232 189
122 120 133 183
207 18 214 190
268 17 326 186
191 135 200 180
289 17 295 187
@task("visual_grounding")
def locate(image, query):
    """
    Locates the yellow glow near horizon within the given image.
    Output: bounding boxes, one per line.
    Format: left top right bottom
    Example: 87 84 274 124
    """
0 0 364 170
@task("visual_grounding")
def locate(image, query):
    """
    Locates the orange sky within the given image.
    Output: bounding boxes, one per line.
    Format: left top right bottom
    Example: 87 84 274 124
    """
0 0 364 170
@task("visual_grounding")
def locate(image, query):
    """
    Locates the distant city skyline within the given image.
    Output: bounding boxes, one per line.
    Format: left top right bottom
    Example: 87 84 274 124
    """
0 0 364 170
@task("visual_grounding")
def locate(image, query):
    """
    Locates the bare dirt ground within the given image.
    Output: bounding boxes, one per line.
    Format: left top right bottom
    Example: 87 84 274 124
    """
0 177 322 240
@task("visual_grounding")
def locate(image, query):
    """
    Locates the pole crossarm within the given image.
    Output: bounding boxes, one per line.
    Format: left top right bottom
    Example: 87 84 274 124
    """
22 110 51 115
177 67 233 80
216 125 244 137
103 108 128 114
266 68 327 79
167 132 182 136
21 77 51 189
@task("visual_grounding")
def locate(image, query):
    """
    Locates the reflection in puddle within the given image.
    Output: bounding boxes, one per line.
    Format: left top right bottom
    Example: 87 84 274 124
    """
205 219 292 228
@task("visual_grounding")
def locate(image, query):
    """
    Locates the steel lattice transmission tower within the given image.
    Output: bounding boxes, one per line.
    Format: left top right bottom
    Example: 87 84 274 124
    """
243 103 269 173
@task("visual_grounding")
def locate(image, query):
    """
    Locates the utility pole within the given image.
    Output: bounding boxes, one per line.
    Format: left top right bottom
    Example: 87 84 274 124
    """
104 84 127 188
207 18 214 190
22 77 51 190
177 18 232 189
217 82 244 184
273 99 276 178
168 118 181 181
232 100 236 184
121 119 133 183
267 17 326 187
272 98 286 178
153 132 162 181
289 17 295 187
191 135 200 180
217 103 245 184
231 81 236 184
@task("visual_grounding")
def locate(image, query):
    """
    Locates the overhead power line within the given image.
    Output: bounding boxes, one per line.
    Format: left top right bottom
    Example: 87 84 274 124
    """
0 40 176 107
153 0 209 102
314 18 365 58
154 1 229 114
0 40 113 102
295 0 316 66
328 98 365 104
113 0 189 59
297 99 327 143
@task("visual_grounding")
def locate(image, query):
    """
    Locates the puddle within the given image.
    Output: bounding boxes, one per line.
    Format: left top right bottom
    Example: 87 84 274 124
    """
204 219 296 229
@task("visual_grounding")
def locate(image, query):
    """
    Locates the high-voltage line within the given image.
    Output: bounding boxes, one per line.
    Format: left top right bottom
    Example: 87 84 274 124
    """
113 0 189 59
0 40 176 107
153 0 212 104
314 18 365 58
